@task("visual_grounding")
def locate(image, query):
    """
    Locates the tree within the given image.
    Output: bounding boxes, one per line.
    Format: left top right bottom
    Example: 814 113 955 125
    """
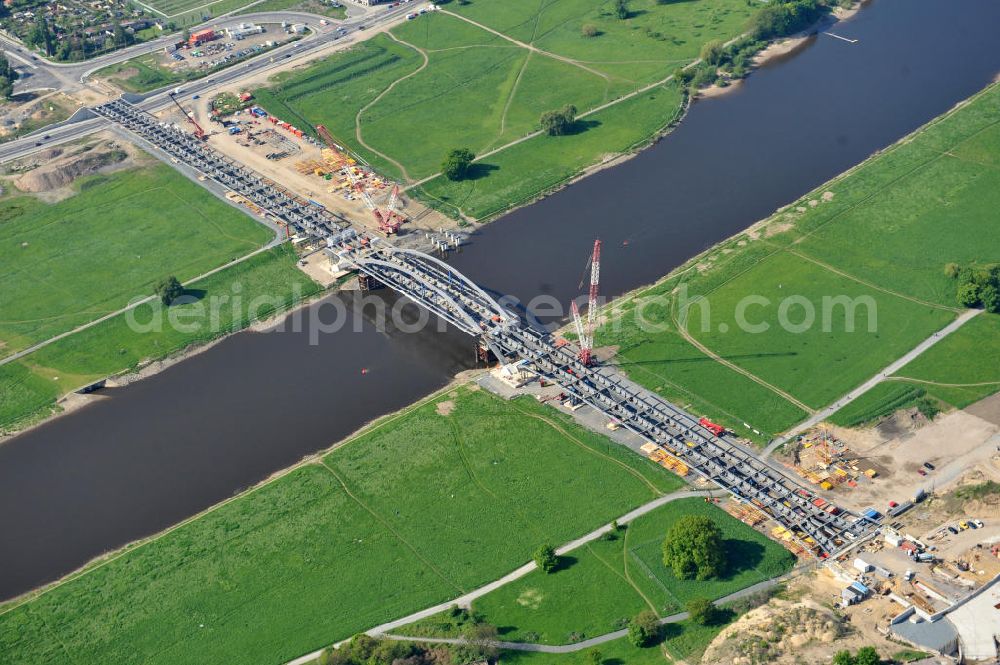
581 24 599 37
944 262 961 279
854 646 879 665
627 610 659 647
540 104 577 136
662 515 726 580
442 148 475 181
957 281 981 308
155 276 184 306
832 650 855 665
982 284 1000 313
28 16 54 56
685 597 716 626
700 39 725 66
614 0 629 19
586 648 603 665
533 543 559 573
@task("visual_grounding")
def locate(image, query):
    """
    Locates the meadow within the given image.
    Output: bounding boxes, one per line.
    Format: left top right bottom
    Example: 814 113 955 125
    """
830 311 1000 425
0 244 320 431
254 0 757 208
0 387 684 664
597 83 1000 437
458 498 792 645
0 162 271 354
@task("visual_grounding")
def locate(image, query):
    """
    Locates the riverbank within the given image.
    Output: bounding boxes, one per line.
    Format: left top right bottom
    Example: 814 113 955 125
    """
595 80 1000 442
0 244 323 441
0 383 686 663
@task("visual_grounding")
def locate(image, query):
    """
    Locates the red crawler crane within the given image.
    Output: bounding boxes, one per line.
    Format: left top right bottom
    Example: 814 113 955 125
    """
571 239 602 365
169 92 206 140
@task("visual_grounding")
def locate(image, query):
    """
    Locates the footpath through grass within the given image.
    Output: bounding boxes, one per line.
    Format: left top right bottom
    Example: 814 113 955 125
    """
402 498 792 648
598 83 1000 438
0 243 318 432
0 161 271 354
254 0 756 210
0 386 684 664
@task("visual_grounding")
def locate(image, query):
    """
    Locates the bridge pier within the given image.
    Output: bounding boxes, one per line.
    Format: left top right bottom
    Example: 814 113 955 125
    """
357 272 382 292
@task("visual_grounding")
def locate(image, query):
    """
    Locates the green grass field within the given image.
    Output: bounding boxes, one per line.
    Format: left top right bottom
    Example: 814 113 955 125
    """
0 386 685 664
254 0 756 211
460 499 792 645
826 311 1000 424
597 83 1000 437
0 162 271 355
0 244 319 432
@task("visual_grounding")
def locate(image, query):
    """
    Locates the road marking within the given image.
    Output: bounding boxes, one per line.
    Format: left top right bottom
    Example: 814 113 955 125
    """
824 32 858 44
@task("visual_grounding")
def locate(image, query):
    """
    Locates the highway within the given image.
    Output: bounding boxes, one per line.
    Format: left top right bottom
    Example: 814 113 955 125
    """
0 1 428 163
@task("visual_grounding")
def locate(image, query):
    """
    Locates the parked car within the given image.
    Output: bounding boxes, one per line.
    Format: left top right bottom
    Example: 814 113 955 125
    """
923 462 935 470
917 469 927 476
947 526 959 534
973 519 985 528
959 521 969 530
889 501 899 508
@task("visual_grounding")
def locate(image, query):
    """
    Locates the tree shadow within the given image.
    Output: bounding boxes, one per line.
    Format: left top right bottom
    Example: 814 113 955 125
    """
173 289 207 305
604 659 625 665
564 119 601 136
720 539 765 578
551 554 578 573
465 162 499 181
706 607 736 627
496 625 518 636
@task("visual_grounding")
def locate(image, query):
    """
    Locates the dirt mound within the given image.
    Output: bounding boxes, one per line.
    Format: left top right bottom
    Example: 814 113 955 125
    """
15 146 128 193
702 598 848 665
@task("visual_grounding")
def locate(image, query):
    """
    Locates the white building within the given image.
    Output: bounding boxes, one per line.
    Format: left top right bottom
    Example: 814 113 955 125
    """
227 22 264 39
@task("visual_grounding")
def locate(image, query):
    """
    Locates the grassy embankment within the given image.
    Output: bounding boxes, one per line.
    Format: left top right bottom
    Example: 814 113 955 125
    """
253 0 759 218
396 498 793 662
595 82 1000 439
0 94 77 144
235 0 346 19
0 161 317 432
0 386 685 664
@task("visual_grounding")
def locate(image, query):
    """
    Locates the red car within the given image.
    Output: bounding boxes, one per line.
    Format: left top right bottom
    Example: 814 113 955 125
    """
889 501 899 508
917 469 927 476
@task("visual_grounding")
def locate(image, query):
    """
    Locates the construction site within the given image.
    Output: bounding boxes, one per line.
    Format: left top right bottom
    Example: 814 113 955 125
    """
162 86 453 235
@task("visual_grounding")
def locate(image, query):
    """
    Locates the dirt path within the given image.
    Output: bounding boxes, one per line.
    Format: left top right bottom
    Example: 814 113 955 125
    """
670 309 817 415
441 9 611 82
886 376 1000 388
354 32 429 183
784 248 961 313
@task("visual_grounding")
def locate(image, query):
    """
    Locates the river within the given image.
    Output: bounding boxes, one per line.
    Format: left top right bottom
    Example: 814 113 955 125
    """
2 0 999 601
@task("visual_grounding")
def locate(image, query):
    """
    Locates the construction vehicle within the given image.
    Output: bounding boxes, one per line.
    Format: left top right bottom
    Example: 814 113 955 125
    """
699 417 727 437
168 92 207 140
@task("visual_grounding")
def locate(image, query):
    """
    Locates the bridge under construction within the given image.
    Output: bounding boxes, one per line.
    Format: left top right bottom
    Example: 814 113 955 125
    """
96 97 879 558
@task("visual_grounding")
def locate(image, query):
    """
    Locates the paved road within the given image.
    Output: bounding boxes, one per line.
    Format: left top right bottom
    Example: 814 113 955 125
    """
284 488 714 665
0 2 426 162
762 308 983 457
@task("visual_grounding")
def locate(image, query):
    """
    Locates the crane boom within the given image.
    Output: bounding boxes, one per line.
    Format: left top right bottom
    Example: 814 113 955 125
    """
169 93 206 140
586 239 602 343
571 300 589 365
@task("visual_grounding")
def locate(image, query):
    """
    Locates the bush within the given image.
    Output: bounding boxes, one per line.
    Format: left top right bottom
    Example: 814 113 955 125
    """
627 610 660 647
700 39 725 65
581 24 599 37
686 597 717 625
614 0 629 19
944 262 961 278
